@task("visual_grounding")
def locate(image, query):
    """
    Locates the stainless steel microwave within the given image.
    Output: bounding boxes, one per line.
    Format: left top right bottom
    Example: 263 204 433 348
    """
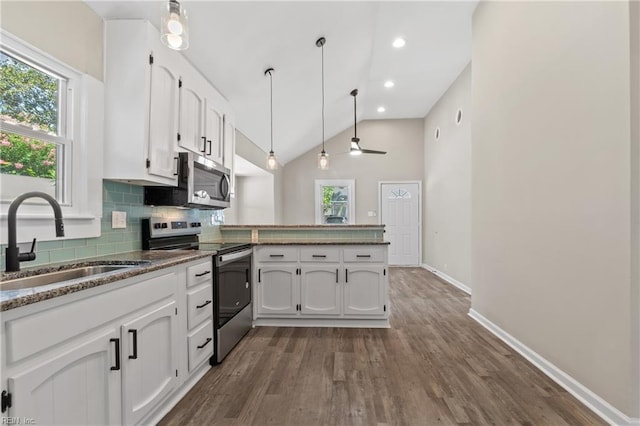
144 152 231 209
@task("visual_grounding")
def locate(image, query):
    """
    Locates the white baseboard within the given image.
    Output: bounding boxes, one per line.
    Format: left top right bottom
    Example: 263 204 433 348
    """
468 309 640 426
422 264 471 295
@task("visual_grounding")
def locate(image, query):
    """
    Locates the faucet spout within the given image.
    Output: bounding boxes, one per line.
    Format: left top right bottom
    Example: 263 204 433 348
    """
6 191 65 272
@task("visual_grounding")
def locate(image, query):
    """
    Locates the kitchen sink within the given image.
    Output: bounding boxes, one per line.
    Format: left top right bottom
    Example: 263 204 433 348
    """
1 264 140 291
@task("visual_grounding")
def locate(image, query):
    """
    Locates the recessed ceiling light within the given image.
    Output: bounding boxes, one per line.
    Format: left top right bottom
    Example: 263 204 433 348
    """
377 106 386 113
384 80 395 88
392 37 406 48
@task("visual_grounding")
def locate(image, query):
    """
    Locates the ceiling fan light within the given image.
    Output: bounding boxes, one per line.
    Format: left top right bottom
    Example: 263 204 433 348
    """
161 0 189 50
350 148 362 156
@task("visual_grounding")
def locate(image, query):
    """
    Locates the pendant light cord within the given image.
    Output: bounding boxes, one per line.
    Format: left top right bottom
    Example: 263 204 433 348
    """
321 41 325 152
269 70 273 153
353 92 357 139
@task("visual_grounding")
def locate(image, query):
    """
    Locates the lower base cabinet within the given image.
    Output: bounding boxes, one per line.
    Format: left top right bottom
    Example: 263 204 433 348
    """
1 258 211 425
254 245 389 324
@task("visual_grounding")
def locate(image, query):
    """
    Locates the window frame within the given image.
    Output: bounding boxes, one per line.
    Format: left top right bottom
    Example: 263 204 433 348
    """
314 179 356 225
0 30 103 245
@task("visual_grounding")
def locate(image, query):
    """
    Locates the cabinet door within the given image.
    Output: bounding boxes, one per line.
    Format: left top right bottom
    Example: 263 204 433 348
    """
205 99 224 164
300 265 341 316
121 301 178 425
256 265 299 315
179 81 205 155
343 266 386 315
148 49 179 181
8 328 121 425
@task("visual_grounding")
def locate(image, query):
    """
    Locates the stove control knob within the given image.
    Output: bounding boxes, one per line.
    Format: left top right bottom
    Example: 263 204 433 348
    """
153 223 162 229
161 223 168 229
190 222 199 227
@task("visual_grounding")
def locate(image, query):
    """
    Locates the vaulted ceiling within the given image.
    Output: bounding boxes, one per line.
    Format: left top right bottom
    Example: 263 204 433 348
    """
86 1 477 164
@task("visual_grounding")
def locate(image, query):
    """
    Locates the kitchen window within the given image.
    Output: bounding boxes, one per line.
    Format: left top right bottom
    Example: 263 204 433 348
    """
315 179 355 225
0 48 69 203
0 30 103 243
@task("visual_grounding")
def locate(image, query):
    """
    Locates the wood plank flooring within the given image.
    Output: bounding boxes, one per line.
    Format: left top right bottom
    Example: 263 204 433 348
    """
160 267 605 425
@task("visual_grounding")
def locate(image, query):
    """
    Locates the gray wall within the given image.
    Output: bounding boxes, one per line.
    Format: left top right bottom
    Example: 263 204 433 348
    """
1 1 103 81
282 119 424 224
423 64 471 286
472 1 638 417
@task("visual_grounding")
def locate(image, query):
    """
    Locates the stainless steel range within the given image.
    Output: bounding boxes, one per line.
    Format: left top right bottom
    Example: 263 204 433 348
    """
141 216 252 365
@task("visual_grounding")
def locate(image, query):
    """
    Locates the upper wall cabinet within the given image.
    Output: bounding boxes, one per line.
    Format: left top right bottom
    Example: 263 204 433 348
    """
178 68 225 166
104 21 180 186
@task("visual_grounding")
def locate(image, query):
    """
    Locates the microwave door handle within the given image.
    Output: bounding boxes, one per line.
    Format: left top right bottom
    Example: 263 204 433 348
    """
221 174 230 199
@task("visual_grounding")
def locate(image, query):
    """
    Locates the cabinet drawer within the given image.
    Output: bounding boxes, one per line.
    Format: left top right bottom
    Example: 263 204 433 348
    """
187 260 213 288
187 284 213 330
187 320 213 372
256 247 298 262
343 246 385 263
300 247 339 262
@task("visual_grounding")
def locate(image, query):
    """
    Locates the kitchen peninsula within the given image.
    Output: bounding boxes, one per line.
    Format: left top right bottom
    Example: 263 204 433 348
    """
203 224 390 328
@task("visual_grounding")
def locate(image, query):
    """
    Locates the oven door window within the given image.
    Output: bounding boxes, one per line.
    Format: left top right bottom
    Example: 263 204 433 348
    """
218 258 251 327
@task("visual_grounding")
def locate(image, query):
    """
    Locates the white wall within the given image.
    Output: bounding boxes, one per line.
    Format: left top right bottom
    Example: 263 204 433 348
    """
234 175 275 224
472 1 637 418
0 1 103 81
423 64 471 286
283 119 424 224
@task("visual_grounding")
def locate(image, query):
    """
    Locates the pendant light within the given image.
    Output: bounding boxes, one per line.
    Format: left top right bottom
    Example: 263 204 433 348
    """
264 67 278 170
161 0 189 51
316 37 329 170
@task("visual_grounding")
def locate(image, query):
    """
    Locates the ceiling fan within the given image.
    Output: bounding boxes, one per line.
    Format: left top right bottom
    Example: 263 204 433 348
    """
350 89 386 156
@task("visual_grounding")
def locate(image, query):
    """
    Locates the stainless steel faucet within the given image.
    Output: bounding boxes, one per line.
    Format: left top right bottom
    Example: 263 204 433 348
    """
5 191 65 272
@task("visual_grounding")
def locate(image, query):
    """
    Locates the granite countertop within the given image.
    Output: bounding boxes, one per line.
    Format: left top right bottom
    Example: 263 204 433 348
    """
199 240 390 246
220 224 385 229
0 250 215 312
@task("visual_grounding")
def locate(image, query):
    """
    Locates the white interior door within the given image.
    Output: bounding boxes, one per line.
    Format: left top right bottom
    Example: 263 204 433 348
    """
380 182 421 265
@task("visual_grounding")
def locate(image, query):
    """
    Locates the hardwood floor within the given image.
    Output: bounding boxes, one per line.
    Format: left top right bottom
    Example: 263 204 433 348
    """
160 267 605 425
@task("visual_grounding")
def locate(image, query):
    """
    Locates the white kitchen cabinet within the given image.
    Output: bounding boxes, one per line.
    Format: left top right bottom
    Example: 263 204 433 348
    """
343 265 386 315
223 115 236 195
0 259 215 425
7 327 121 425
256 265 299 315
300 265 341 315
104 20 180 186
253 245 389 326
178 72 224 165
183 259 214 374
121 301 178 425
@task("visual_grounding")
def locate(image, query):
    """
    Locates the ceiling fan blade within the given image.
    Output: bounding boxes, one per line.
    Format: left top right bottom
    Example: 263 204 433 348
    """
361 149 387 155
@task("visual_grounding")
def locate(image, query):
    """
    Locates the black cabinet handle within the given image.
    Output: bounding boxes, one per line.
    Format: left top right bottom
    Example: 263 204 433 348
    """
356 254 371 258
345 269 348 283
269 254 284 258
312 254 327 258
201 136 207 153
207 140 212 156
197 337 212 349
258 268 261 282
128 329 138 360
110 338 120 371
196 300 212 309
195 270 211 277
336 269 339 283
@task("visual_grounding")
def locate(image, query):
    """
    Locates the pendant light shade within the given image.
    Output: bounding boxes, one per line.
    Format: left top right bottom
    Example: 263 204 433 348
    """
265 68 278 170
316 37 329 170
161 0 189 51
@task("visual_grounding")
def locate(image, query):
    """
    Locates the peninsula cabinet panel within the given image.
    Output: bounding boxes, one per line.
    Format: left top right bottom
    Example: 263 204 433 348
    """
300 266 341 316
256 265 299 315
343 265 386 315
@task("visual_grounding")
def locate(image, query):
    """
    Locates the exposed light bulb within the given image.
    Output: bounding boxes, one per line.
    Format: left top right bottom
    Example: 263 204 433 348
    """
377 106 386 113
266 151 278 170
392 38 406 48
167 14 183 35
167 34 183 49
384 80 395 88
318 151 329 170
350 149 362 156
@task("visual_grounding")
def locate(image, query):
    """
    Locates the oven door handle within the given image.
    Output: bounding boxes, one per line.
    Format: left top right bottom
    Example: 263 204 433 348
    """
217 248 252 266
